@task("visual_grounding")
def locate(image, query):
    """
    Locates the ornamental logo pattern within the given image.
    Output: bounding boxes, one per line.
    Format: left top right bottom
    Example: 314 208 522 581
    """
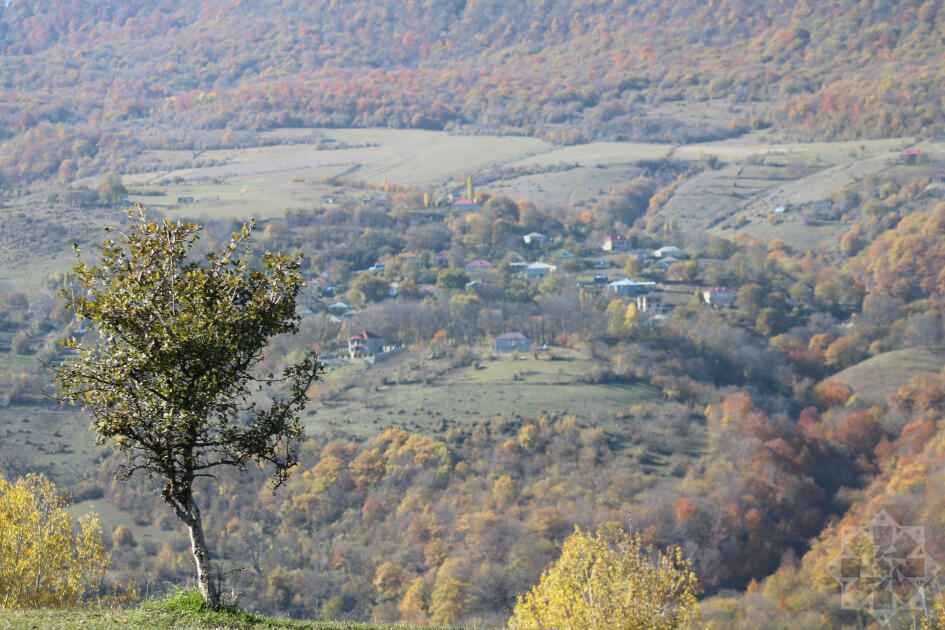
828 509 940 624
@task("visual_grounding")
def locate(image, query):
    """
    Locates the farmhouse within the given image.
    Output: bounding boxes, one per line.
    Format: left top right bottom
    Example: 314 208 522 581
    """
601 235 633 251
523 232 550 245
494 332 531 353
607 278 656 297
702 287 738 308
525 262 556 279
653 246 686 259
348 330 384 357
452 198 480 210
465 260 493 275
901 148 925 165
636 292 663 313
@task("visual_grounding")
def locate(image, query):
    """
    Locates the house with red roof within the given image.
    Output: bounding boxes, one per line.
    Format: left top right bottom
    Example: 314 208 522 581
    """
452 198 480 211
465 259 493 275
348 330 384 358
494 331 531 353
901 148 925 165
702 287 738 308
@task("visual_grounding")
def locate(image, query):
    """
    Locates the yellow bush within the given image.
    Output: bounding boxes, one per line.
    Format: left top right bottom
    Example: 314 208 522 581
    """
509 524 699 630
0 473 109 608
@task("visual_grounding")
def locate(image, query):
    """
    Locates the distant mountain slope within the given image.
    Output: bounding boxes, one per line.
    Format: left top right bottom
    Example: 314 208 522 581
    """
1 0 944 185
829 347 945 406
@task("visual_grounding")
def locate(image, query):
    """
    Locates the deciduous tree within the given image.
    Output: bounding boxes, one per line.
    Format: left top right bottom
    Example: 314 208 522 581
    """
52 207 322 607
0 473 108 608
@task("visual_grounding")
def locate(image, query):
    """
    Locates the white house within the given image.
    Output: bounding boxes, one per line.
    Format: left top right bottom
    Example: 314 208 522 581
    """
602 236 633 251
653 246 686 259
607 278 657 297
702 287 738 308
348 330 384 357
495 332 531 353
525 262 556 279
523 232 550 245
636 292 663 313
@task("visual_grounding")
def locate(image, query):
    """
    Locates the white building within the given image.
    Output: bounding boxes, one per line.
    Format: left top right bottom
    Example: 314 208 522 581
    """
653 246 686 258
636 292 663 313
602 236 633 251
525 262 556 279
702 287 738 308
523 232 550 245
607 278 657 297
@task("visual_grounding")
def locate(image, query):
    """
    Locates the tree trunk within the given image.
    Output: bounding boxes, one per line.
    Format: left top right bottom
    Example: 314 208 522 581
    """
185 496 220 608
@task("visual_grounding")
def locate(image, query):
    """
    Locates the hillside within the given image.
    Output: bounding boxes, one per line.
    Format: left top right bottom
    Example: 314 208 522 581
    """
9 1 945 627
829 347 945 406
3 0 945 186
2 134 945 625
0 590 463 629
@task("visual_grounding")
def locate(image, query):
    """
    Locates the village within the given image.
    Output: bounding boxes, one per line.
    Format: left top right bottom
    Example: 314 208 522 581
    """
291 190 741 367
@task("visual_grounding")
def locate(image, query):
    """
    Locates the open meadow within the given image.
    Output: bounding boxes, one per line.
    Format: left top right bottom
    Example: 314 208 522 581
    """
0 126 930 293
830 347 945 407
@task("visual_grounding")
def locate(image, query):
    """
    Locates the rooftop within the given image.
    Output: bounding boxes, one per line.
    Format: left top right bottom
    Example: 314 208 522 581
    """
349 330 382 340
496 332 528 340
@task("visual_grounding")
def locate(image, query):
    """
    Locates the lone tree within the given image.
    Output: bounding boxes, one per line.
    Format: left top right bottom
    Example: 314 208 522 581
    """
52 206 322 607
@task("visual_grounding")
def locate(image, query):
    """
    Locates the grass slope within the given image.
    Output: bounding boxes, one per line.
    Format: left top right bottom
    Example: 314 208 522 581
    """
307 354 663 438
1 126 932 289
830 347 945 406
0 590 474 630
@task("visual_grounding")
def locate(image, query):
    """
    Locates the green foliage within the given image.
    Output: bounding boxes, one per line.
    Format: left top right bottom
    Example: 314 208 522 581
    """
436 268 470 291
350 273 391 303
97 172 127 204
51 206 322 606
0 591 460 629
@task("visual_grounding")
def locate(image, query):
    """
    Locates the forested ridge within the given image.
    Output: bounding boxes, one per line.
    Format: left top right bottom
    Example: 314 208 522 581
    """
2 0 945 186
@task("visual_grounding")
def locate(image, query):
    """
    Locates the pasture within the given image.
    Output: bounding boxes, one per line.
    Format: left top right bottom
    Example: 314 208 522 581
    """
305 351 704 469
2 125 931 291
830 347 945 406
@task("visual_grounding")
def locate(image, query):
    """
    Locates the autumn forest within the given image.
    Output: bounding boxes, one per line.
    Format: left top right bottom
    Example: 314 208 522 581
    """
3 1 945 629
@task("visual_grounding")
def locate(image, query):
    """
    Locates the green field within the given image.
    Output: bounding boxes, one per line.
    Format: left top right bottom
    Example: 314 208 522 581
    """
830 347 945 406
0 404 97 480
0 590 472 629
308 354 662 436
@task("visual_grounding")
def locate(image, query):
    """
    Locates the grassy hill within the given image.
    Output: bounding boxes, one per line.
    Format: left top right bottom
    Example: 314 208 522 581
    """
0 591 470 630
829 347 945 406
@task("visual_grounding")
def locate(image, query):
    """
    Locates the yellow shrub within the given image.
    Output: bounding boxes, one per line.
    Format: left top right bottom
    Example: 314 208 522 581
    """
0 473 109 608
509 524 699 630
